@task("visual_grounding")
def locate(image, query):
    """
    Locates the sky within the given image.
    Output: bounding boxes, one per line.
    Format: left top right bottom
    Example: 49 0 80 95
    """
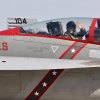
0 0 100 30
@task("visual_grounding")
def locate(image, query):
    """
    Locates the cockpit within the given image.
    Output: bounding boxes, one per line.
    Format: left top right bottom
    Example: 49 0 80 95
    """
19 17 100 44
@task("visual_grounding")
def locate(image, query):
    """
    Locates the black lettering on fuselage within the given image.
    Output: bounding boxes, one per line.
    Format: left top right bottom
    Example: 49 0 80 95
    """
15 18 27 24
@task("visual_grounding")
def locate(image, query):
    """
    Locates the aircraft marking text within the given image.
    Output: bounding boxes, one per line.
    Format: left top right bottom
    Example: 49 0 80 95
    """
0 42 8 51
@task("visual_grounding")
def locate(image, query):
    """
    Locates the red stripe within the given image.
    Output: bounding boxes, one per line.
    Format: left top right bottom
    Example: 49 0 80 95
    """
89 18 97 42
25 42 87 100
25 42 77 100
1 33 100 45
37 69 64 99
59 42 78 59
25 70 64 100
71 43 87 59
0 27 100 45
36 42 79 99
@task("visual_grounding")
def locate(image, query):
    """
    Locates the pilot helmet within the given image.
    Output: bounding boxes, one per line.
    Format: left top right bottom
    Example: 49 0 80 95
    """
66 21 76 34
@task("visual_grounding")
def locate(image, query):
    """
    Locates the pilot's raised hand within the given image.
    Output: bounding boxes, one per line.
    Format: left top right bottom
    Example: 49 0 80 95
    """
76 21 84 29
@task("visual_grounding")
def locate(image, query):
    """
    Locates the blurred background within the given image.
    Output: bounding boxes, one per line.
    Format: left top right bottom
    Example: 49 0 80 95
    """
0 0 99 30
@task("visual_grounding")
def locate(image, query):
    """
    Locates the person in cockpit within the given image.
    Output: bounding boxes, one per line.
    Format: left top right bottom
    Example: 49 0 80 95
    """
64 21 87 40
76 21 87 40
64 21 77 39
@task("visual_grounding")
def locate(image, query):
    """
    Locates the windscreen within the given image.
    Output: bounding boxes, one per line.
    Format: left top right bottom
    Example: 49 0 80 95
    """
20 17 93 41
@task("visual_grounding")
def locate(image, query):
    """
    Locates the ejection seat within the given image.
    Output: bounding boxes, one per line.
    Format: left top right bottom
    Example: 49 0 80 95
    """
46 21 63 36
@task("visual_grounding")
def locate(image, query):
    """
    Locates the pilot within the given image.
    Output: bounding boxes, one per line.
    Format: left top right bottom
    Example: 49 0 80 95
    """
76 21 87 40
64 21 77 39
64 21 87 40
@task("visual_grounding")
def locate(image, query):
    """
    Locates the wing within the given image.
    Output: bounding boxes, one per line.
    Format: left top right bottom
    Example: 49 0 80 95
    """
0 56 99 70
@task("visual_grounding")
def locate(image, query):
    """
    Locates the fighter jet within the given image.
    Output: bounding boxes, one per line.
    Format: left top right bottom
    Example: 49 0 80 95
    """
0 17 100 100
